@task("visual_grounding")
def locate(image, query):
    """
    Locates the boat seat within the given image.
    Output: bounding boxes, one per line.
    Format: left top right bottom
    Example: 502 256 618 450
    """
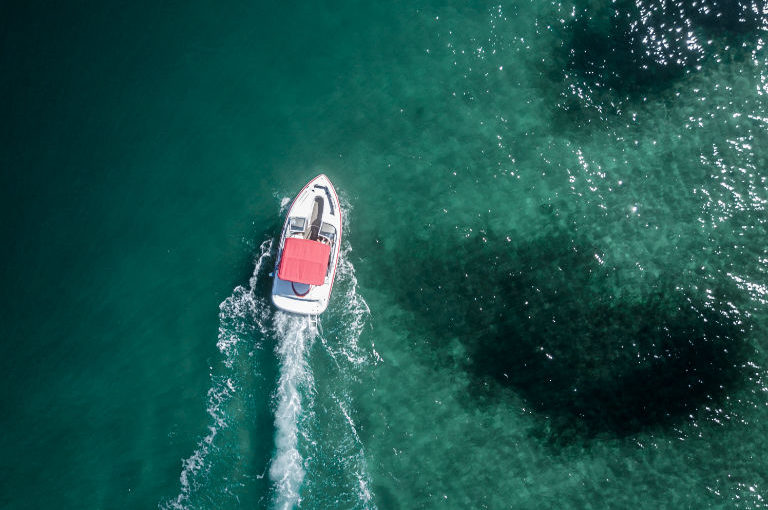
289 217 306 234
319 222 336 240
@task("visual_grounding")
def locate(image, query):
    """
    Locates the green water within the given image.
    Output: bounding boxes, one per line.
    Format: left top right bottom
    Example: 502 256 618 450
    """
2 0 767 508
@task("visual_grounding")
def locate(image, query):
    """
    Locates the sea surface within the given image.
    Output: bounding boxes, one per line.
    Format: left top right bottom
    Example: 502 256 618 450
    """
2 0 768 508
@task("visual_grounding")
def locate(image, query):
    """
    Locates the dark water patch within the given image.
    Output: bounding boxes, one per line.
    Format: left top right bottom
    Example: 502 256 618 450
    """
376 228 754 440
554 0 767 117
677 0 767 36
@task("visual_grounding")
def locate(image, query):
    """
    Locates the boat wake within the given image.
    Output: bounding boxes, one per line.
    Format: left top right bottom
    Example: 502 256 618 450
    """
307 247 378 509
269 313 315 509
162 239 274 509
164 197 377 510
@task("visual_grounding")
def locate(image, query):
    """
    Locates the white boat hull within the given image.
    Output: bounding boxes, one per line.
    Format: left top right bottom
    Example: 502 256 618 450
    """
271 174 342 315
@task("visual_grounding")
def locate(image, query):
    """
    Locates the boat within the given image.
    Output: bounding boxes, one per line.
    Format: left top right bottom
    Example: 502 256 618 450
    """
271 174 342 316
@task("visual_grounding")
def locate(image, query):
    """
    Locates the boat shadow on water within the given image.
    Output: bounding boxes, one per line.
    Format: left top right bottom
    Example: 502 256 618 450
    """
383 228 756 443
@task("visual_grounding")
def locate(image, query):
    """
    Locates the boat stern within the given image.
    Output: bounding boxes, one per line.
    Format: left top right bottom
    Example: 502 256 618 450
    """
271 280 329 315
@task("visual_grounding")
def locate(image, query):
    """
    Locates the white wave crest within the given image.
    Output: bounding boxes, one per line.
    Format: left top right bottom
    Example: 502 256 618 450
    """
217 240 274 366
162 239 273 510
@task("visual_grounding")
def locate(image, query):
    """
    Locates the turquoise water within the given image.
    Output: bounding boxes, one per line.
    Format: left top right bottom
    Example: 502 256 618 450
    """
2 0 768 508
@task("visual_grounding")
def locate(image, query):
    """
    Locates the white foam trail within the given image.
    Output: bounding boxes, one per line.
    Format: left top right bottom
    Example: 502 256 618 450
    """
325 243 379 366
315 196 377 509
269 313 316 510
333 393 374 507
216 239 275 366
162 239 273 510
322 246 377 509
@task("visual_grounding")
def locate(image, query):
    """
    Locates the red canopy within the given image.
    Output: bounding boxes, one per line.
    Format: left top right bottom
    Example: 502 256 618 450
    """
278 238 331 285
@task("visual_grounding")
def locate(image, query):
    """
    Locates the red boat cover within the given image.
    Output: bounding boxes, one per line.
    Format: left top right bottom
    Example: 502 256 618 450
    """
278 238 331 285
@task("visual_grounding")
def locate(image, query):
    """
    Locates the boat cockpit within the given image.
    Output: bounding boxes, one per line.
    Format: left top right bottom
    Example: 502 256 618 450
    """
288 216 337 246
